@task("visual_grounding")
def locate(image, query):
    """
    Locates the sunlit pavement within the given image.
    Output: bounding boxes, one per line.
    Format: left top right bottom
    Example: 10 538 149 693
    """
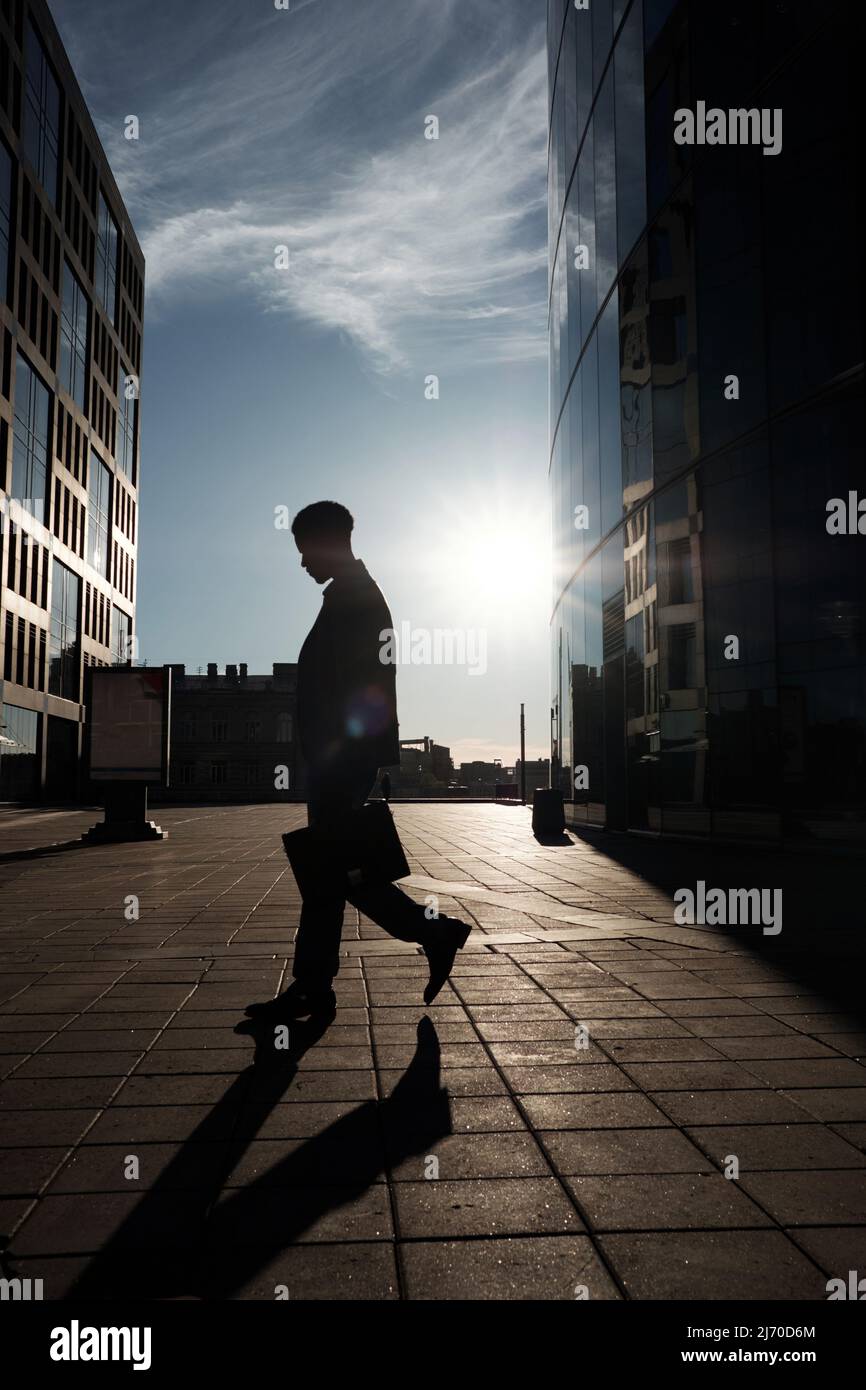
1 802 864 1300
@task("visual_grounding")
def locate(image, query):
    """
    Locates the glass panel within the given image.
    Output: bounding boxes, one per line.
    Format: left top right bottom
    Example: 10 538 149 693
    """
0 141 11 304
87 452 111 577
49 560 80 701
23 21 60 204
11 355 50 521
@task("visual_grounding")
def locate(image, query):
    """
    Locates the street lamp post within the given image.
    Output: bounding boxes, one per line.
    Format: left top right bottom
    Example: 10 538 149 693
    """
520 703 526 806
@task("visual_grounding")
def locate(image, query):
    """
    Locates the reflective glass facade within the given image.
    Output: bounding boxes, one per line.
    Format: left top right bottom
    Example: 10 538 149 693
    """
548 0 863 844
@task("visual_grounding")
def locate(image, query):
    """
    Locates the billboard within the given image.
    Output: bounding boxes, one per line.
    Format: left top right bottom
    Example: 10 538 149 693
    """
88 667 171 783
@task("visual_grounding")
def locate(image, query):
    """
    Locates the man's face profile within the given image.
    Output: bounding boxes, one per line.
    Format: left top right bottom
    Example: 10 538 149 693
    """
295 531 339 584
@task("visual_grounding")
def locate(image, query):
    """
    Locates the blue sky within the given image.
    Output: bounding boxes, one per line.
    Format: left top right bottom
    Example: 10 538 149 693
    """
52 0 551 764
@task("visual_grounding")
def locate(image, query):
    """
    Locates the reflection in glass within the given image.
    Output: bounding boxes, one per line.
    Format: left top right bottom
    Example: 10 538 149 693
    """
49 560 80 701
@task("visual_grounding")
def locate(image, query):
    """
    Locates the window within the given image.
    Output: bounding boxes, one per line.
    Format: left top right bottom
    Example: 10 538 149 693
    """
177 763 195 786
210 761 227 785
12 355 50 520
0 141 12 304
60 261 89 410
23 21 60 204
667 538 695 605
95 193 118 321
245 719 260 742
0 704 40 800
212 721 227 742
110 606 130 664
49 559 80 700
277 711 292 742
87 452 111 577
117 368 137 481
667 623 698 691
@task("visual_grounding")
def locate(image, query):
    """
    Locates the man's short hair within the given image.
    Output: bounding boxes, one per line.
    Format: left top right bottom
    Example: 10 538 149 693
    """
291 501 354 544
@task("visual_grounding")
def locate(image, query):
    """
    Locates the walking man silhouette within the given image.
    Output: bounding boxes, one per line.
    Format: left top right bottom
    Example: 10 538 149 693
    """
268 501 471 1019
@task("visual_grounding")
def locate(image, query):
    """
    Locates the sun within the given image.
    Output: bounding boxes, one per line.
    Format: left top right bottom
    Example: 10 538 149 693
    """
423 492 550 624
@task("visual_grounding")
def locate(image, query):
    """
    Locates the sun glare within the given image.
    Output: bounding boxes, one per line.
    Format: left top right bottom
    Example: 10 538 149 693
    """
423 493 550 625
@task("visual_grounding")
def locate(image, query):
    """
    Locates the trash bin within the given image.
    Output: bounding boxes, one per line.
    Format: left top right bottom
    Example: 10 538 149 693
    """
532 787 565 835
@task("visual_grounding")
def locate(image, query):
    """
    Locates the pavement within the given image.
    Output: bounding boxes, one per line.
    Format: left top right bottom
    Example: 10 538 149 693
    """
0 801 864 1301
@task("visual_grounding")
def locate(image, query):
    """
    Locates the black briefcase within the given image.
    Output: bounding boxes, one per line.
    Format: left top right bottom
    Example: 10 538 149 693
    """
282 801 410 895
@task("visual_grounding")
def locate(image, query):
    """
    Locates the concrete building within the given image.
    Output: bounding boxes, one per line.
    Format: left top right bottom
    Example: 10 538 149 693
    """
516 758 550 793
390 736 453 792
161 662 299 804
548 0 862 843
0 0 143 801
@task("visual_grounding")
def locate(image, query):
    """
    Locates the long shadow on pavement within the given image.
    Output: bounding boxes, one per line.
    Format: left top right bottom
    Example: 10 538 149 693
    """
61 1015 450 1300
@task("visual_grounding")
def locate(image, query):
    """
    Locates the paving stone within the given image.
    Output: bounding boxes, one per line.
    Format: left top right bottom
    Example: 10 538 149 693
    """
543 1128 712 1176
10 1051 145 1079
47 1142 230 1193
599 1230 829 1299
0 1146 68 1196
831 1123 866 1151
739 1058 866 1089
707 1037 839 1060
521 1091 671 1130
567 1173 773 1231
11 1192 211 1254
789 1226 866 1278
401 1235 621 1300
224 1137 384 1187
604 1039 724 1063
378 1067 506 1097
503 1064 636 1094
738 1170 866 1225
205 1242 400 1299
0 1078 120 1110
394 1177 582 1238
390 1132 548 1181
622 1060 768 1091
651 1090 815 1126
686 1124 866 1171
778 1089 866 1123
207 1185 393 1245
84 1104 240 1144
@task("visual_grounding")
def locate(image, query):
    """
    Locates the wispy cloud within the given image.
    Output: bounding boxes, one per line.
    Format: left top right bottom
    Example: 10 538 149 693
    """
51 0 547 373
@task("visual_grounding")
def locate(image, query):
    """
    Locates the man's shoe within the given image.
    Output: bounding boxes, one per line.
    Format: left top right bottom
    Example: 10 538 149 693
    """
245 983 336 1020
422 919 471 1005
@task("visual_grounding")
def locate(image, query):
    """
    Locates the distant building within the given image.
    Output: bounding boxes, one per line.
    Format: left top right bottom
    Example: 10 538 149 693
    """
516 758 550 792
161 662 298 803
0 0 144 801
458 760 510 797
391 736 453 792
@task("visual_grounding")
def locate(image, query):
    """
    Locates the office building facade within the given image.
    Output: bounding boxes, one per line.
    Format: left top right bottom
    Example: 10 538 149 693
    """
0 0 143 801
162 663 299 804
548 0 862 843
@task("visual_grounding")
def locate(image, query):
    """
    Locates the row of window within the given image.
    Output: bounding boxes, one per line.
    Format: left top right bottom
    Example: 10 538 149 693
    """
2 551 132 700
175 715 294 743
17 16 119 322
1 28 138 451
8 351 131 574
174 763 281 787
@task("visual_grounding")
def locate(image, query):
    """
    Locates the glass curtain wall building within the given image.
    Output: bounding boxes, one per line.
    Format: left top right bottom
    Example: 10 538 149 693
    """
0 0 144 800
548 0 862 845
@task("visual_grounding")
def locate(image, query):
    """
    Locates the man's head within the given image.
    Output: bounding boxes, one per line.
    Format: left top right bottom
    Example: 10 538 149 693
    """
292 501 355 583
